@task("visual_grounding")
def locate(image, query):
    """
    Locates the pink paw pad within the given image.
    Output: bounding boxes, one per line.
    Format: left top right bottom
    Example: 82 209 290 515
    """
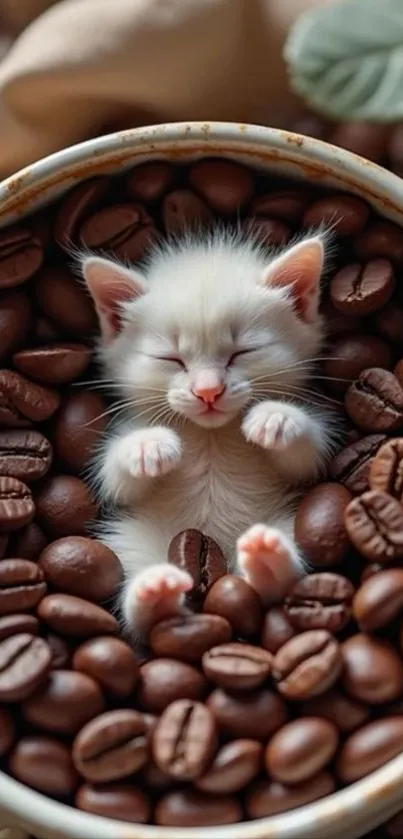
237 525 299 603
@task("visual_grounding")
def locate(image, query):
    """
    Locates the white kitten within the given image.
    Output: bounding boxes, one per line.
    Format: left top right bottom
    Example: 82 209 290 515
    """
81 229 336 638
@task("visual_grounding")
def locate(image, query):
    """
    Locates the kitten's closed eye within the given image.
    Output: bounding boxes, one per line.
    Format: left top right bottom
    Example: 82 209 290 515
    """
227 348 254 366
156 356 187 370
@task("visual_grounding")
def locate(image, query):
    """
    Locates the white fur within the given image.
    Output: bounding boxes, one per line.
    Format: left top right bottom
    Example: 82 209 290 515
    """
83 229 337 637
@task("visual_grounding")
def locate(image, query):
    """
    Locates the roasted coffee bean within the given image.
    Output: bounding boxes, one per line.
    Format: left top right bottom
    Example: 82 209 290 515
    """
0 558 46 614
295 483 352 567
345 490 403 563
46 633 71 669
261 607 296 654
34 317 61 342
360 562 384 583
272 630 343 700
76 783 151 822
303 195 369 236
73 709 150 782
0 707 14 756
319 297 363 337
330 434 386 494
395 358 403 386
331 122 389 162
80 203 157 261
284 573 354 633
242 217 291 246
0 369 60 426
355 221 403 264
353 569 403 630
342 634 403 704
169 529 227 601
202 642 272 689
22 669 105 735
323 334 392 394
11 521 47 560
265 717 339 784
35 267 97 336
0 633 51 701
73 637 139 697
156 789 242 826
0 613 39 640
249 189 308 221
141 761 173 792
0 429 52 482
37 594 119 637
246 772 336 818
374 300 403 345
196 739 262 794
336 716 403 783
386 809 403 838
52 391 109 473
127 161 175 202
0 226 43 288
152 699 217 781
369 438 403 501
54 176 111 249
35 475 98 538
346 368 403 432
39 536 123 602
189 159 254 214
204 575 263 636
162 189 213 234
330 260 395 315
149 614 231 663
0 290 32 362
301 689 369 732
138 659 206 714
207 687 287 740
0 477 34 531
10 735 78 795
13 343 92 385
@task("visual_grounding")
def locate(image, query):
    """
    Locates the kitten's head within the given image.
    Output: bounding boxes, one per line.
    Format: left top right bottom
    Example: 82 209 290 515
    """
81 230 326 429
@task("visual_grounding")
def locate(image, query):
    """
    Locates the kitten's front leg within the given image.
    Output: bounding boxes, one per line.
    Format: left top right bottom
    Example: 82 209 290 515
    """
237 517 304 605
242 400 330 482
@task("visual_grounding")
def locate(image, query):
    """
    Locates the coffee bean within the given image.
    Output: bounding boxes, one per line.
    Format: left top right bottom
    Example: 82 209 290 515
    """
52 391 108 473
13 343 92 385
127 162 175 203
346 368 403 432
35 475 98 538
152 699 217 781
149 614 231 663
265 717 339 784
342 634 403 703
0 633 51 701
46 633 71 669
73 709 150 782
369 439 403 501
207 687 287 740
320 297 363 337
261 607 296 654
204 575 263 636
11 521 47 560
156 789 241 827
395 359 403 386
196 739 262 794
0 558 46 614
336 717 403 783
374 300 403 345
323 334 392 394
162 189 213 234
331 122 389 162
355 221 403 264
301 689 369 732
295 483 352 567
54 177 111 250
0 706 14 756
0 226 43 288
37 594 119 637
189 159 254 214
138 659 206 714
80 203 157 262
202 642 272 689
330 434 386 494
285 573 354 633
0 370 60 426
345 490 403 563
73 637 139 697
0 477 34 531
249 189 308 221
0 613 39 640
39 536 123 602
35 267 97 337
303 195 369 236
386 809 403 838
353 569 403 630
168 529 227 601
243 217 291 246
10 735 78 795
330 260 395 315
272 630 343 700
0 429 52 482
76 783 151 822
0 290 32 362
246 772 336 818
22 669 105 735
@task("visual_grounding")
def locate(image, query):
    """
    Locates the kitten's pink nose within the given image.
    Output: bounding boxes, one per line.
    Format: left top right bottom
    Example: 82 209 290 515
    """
192 383 226 404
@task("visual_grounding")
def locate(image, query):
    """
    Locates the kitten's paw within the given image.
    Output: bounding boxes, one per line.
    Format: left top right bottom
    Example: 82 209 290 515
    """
242 402 310 451
237 524 302 604
117 428 182 478
123 563 193 633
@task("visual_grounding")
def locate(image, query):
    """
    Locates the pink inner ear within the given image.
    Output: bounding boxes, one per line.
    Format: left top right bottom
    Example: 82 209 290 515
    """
267 239 324 320
83 258 144 339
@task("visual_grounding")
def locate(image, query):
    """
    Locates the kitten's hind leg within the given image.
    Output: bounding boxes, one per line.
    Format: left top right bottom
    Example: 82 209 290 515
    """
236 516 305 605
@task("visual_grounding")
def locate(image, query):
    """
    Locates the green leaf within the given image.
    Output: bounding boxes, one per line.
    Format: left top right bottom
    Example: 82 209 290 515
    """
285 0 403 123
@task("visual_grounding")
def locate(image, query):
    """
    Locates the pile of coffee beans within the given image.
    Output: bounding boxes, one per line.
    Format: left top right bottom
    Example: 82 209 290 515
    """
2 153 403 831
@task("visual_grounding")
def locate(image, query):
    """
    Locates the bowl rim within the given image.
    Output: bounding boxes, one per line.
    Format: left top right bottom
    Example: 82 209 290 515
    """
1 121 403 839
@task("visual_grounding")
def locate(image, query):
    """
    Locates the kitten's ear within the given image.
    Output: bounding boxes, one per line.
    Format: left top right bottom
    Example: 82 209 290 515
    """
261 237 324 322
81 256 146 340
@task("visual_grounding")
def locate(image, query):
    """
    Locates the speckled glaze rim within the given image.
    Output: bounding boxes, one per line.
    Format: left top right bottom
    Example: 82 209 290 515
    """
0 122 403 839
